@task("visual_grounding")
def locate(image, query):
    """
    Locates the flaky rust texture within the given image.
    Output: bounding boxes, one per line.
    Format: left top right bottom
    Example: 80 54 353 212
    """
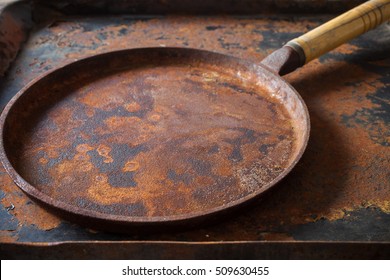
0 16 389 241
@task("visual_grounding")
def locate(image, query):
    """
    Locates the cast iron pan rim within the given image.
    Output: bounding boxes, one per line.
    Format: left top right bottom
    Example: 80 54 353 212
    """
0 47 310 225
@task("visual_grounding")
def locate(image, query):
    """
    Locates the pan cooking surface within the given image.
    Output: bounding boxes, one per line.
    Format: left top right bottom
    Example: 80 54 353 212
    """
1 48 307 223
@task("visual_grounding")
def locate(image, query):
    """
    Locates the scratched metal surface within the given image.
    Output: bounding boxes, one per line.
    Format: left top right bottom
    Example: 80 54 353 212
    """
0 5 389 255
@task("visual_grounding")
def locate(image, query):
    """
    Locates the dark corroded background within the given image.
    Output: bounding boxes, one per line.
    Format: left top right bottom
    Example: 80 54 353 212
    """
0 0 389 258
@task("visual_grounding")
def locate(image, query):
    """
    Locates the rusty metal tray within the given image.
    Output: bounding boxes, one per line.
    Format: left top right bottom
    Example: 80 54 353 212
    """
0 0 389 259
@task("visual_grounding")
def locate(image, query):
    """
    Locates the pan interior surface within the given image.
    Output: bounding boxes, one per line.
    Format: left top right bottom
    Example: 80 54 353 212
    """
1 48 308 222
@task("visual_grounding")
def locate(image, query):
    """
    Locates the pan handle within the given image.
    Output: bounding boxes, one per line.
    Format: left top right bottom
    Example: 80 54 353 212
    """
261 0 390 75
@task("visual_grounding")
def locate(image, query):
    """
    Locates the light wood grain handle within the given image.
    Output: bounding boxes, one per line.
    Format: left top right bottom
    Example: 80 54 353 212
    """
286 0 390 64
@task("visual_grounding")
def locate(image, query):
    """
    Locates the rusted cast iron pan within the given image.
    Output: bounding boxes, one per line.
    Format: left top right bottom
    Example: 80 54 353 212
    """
0 48 309 230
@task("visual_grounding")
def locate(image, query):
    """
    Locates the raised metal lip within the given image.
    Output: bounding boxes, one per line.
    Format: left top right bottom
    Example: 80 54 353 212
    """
0 47 310 225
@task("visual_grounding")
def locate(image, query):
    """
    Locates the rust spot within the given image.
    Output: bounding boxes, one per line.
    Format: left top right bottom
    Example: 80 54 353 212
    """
149 114 161 122
96 144 113 163
124 102 141 112
87 174 140 205
39 157 48 165
123 161 140 172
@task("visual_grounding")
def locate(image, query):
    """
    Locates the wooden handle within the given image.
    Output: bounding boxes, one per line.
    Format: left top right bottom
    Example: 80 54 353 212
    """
287 0 390 64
